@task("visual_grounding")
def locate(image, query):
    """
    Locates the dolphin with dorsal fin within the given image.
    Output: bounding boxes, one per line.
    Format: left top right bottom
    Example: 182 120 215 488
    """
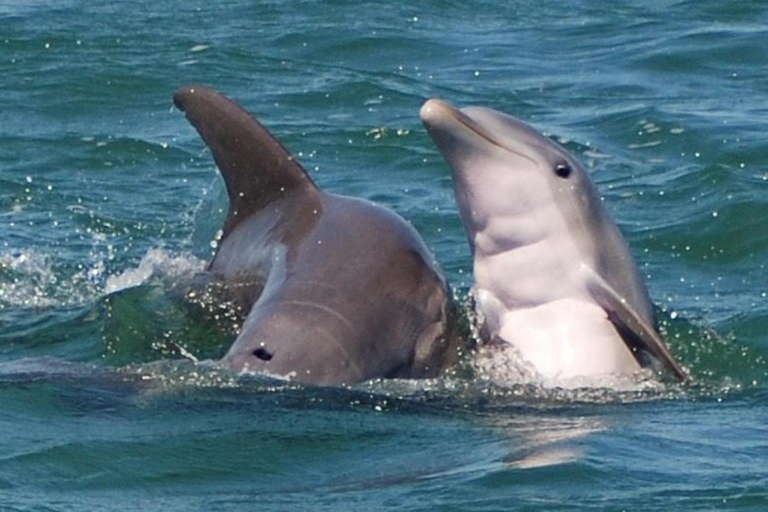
419 99 687 384
173 85 460 386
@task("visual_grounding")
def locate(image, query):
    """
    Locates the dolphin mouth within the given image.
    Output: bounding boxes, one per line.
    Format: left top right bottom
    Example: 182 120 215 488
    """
420 99 537 165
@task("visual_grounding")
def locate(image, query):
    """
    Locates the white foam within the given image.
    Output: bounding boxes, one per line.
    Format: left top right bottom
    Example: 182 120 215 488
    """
0 250 78 308
104 248 204 294
0 247 205 310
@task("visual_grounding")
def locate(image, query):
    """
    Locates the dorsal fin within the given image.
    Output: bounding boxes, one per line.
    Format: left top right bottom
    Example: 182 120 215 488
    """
174 84 316 237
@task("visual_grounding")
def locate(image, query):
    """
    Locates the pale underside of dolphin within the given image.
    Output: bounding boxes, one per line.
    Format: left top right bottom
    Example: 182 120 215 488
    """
173 85 460 386
420 99 687 384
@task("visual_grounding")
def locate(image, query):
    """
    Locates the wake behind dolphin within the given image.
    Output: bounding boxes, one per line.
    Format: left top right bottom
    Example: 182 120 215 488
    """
420 99 686 386
174 86 460 386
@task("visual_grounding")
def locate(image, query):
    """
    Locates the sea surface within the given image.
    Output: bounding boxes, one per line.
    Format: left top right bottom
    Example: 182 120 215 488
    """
1 1 767 510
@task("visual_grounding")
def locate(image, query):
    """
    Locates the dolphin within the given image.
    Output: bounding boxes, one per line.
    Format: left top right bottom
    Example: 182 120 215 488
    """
173 85 460 386
419 99 686 384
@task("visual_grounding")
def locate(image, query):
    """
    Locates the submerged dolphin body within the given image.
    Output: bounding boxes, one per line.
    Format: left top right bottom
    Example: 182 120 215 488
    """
420 99 686 384
174 86 459 386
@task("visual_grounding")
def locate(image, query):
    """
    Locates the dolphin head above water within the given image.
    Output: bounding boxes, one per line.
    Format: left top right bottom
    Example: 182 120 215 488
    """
420 99 687 384
420 99 603 261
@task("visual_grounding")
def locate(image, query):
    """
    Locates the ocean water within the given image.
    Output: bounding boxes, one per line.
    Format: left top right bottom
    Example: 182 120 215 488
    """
1 1 767 510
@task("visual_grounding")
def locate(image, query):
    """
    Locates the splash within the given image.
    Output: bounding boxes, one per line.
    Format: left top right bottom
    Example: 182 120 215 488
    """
0 249 98 309
471 343 667 394
104 248 205 294
0 247 205 310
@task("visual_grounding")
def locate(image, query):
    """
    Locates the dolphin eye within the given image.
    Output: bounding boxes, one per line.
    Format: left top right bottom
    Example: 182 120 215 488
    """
554 163 572 179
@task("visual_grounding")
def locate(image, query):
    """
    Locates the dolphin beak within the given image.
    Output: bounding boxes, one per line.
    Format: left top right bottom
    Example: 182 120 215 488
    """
420 99 488 140
420 99 536 166
420 98 457 125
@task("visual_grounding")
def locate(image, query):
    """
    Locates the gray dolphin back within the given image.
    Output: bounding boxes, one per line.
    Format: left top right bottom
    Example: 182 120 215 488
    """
175 85 460 386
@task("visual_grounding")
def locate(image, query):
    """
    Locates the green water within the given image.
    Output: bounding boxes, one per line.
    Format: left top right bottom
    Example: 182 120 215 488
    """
1 1 767 510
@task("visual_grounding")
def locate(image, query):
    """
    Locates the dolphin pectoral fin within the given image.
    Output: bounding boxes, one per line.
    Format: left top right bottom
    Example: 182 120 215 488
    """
581 266 689 383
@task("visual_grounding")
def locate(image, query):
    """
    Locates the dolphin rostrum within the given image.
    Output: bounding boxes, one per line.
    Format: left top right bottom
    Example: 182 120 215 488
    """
420 99 686 384
174 86 460 386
